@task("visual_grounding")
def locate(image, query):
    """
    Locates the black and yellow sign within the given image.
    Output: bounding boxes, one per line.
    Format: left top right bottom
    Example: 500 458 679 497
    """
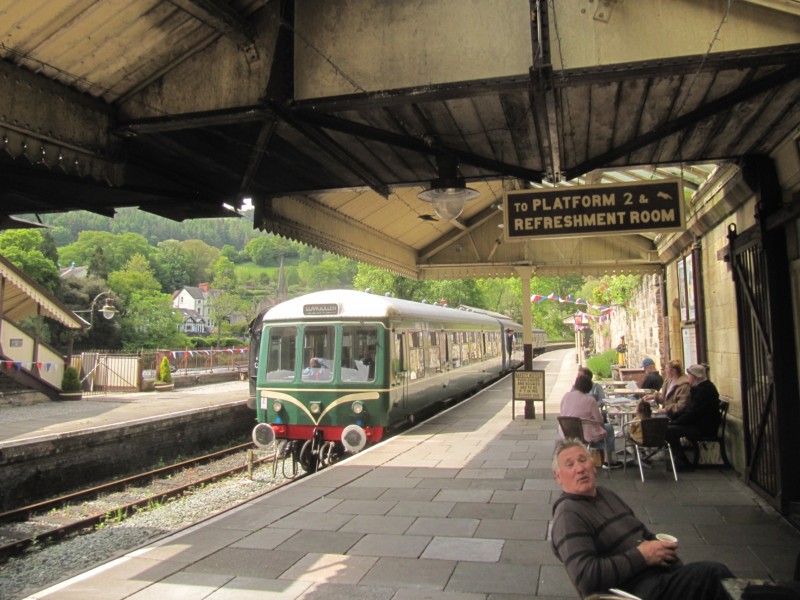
512 369 546 419
504 179 684 240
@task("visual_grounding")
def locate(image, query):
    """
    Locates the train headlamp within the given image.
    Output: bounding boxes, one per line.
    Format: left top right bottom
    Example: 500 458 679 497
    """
352 401 364 415
310 401 322 415
272 400 283 413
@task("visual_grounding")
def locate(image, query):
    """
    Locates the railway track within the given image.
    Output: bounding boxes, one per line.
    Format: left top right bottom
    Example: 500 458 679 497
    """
0 442 304 563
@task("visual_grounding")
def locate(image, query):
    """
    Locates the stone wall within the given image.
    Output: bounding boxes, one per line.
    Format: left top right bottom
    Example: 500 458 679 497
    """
608 194 757 472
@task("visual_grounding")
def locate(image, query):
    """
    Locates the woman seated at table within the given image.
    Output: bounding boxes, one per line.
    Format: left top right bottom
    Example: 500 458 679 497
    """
647 359 691 417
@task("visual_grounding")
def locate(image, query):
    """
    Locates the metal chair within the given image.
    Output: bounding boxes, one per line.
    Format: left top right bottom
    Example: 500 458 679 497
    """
622 417 678 482
557 415 609 477
687 400 730 468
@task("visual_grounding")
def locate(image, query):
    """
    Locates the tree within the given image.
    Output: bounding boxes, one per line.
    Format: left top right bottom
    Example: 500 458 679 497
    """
88 246 109 279
220 244 241 264
529 274 585 340
107 254 162 305
59 231 154 273
588 274 641 307
208 290 247 347
244 237 274 266
40 231 60 264
153 240 190 293
477 278 523 321
213 256 237 284
179 239 220 283
0 230 60 293
418 279 483 307
105 254 184 350
119 291 187 351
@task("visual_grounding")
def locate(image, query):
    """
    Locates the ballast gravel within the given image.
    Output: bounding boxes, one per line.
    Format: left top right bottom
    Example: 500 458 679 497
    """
1 467 286 600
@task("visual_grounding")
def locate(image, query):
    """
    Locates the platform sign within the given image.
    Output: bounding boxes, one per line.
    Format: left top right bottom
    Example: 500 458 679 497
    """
503 179 684 240
512 369 546 419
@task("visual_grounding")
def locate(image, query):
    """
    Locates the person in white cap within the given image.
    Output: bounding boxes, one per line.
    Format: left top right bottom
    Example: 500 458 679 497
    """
665 363 721 471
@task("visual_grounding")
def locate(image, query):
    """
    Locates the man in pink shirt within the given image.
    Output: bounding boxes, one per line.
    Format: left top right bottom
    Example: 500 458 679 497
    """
560 374 622 468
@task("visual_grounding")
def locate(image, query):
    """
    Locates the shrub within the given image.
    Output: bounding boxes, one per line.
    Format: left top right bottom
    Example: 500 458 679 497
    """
586 349 618 379
158 356 173 383
62 365 82 392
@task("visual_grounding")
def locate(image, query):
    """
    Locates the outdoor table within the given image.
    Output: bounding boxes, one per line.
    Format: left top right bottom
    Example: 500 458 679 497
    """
602 381 631 388
604 400 639 441
605 388 655 400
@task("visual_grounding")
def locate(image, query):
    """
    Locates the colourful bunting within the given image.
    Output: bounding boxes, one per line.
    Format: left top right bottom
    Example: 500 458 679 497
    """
530 293 613 312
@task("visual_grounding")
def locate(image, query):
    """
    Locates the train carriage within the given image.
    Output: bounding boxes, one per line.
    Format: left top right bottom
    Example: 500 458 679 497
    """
251 289 523 471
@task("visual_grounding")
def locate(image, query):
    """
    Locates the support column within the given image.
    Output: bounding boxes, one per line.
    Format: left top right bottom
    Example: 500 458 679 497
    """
516 266 535 418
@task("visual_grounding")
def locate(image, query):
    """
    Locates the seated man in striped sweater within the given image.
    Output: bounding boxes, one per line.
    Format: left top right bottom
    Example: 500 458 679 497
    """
550 438 733 599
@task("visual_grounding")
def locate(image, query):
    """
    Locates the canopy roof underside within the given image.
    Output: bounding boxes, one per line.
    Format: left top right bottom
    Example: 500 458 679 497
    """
0 0 797 279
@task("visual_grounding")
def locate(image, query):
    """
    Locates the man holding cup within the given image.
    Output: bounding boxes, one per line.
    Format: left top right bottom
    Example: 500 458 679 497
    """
551 438 733 599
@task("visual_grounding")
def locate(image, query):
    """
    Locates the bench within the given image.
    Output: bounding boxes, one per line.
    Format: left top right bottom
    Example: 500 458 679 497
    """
688 400 731 468
234 360 249 381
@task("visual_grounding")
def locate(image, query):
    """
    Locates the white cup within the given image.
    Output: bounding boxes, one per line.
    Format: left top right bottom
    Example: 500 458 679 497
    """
655 533 678 543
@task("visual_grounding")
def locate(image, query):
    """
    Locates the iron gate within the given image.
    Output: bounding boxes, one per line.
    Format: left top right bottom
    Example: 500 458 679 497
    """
728 223 780 503
80 352 141 394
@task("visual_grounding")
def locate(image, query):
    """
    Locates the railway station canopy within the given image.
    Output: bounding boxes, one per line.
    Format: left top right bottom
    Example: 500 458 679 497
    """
0 0 798 279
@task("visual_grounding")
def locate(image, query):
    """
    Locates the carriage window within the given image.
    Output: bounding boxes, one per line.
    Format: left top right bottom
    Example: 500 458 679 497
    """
450 332 463 368
302 326 334 382
425 332 442 372
409 330 424 379
468 332 479 360
265 326 297 381
427 332 441 372
341 325 378 382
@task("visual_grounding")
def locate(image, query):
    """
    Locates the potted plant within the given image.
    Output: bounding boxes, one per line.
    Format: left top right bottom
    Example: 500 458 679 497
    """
60 365 83 400
154 356 174 391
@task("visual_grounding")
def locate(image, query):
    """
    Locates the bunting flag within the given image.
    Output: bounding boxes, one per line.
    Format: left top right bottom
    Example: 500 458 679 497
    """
573 310 616 323
1 360 59 371
530 293 612 312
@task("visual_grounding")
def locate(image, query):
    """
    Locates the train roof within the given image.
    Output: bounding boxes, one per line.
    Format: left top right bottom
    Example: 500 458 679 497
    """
262 289 515 328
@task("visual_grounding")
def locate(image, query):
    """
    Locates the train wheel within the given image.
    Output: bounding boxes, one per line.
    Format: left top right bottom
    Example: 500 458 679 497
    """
298 440 317 473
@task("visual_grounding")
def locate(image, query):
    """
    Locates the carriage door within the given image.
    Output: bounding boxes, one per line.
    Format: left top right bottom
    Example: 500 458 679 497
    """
392 332 408 408
726 160 800 517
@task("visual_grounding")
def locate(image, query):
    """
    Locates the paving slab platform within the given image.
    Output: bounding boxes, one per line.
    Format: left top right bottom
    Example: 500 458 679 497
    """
8 350 800 599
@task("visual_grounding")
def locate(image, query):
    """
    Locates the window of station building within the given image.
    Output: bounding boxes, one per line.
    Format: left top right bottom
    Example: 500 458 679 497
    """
677 254 696 321
265 326 297 381
341 325 378 382
677 254 698 367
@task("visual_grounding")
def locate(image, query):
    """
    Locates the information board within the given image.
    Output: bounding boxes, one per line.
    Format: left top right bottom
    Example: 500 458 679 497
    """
504 179 685 240
512 369 546 419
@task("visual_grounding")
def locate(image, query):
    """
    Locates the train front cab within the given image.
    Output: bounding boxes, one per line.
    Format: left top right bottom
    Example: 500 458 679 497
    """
252 320 391 461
